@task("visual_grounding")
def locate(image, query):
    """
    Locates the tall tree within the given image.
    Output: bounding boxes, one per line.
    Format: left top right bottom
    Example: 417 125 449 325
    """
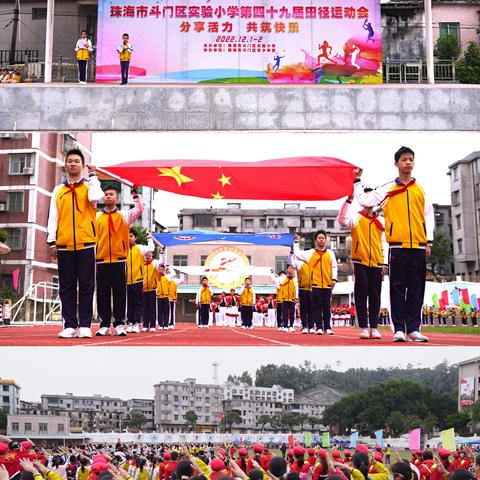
224 410 243 432
183 410 199 432
257 415 271 432
129 411 147 429
428 232 453 275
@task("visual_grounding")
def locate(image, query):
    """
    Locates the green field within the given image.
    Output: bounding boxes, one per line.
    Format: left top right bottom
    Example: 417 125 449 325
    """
379 326 479 335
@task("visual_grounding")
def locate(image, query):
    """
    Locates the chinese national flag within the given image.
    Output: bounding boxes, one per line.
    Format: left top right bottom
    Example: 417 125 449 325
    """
104 157 358 201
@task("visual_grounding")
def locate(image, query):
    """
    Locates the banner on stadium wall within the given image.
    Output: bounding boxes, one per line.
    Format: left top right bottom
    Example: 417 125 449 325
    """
460 377 475 407
96 0 382 84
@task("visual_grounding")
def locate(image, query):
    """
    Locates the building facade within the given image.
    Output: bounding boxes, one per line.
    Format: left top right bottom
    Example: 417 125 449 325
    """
448 152 480 281
0 379 21 414
154 378 224 433
458 356 480 411
8 414 70 437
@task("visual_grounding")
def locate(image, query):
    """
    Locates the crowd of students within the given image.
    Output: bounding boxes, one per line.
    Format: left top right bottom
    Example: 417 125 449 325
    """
0 68 21 83
421 306 478 328
0 437 477 480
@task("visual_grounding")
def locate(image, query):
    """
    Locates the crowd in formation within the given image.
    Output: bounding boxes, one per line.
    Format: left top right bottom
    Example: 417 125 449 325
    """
47 146 442 343
0 438 477 480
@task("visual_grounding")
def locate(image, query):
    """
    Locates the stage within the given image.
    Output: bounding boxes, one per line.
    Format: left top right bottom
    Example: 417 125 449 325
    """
0 324 478 347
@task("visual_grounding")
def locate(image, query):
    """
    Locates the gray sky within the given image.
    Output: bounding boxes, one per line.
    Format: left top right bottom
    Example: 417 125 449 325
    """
1 347 478 401
91 130 479 227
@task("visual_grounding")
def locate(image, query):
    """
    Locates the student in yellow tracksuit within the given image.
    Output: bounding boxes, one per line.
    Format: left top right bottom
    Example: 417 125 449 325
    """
271 270 285 331
142 250 160 332
47 149 103 339
166 267 185 329
156 263 171 330
293 231 338 335
196 276 213 328
279 264 298 332
74 30 93 84
238 277 256 329
95 185 143 337
290 253 312 333
337 193 388 340
117 33 133 85
354 146 434 343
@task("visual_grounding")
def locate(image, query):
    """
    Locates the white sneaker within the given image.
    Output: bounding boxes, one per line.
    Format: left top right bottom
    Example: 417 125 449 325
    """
115 325 127 336
370 328 382 339
241 326 246 329
78 327 92 338
309 328 315 334
132 324 140 333
58 328 78 338
126 324 133 333
393 331 407 342
289 327 295 332
169 325 174 329
278 327 283 331
149 327 156 332
408 331 429 343
359 328 370 339
142 327 148 332
326 329 334 335
301 328 308 334
96 327 111 336
316 329 323 335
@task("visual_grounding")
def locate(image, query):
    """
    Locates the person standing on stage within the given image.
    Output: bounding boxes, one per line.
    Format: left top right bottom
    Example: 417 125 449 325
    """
196 276 213 328
280 264 298 332
95 185 144 337
354 146 434 342
337 193 388 339
117 33 133 85
126 228 153 333
293 231 338 335
74 30 93 84
225 288 240 327
239 277 256 329
166 267 185 329
47 149 103 338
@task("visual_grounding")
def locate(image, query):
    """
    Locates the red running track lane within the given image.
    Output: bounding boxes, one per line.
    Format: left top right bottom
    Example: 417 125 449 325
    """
0 324 479 347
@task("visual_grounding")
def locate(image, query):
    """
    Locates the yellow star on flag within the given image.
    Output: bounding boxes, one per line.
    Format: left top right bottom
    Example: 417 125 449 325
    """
218 173 232 187
211 191 225 199
157 167 194 187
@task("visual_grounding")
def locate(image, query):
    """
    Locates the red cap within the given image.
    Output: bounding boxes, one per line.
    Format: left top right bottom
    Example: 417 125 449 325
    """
21 440 34 451
217 449 226 458
294 447 306 456
287 449 294 457
93 455 107 463
344 451 351 457
318 449 327 459
453 453 460 459
0 443 9 455
438 449 451 457
356 445 369 454
375 445 382 452
253 443 264 453
332 451 341 458
91 463 109 474
164 452 171 460
374 453 383 462
239 448 248 456
211 458 225 471
307 448 315 455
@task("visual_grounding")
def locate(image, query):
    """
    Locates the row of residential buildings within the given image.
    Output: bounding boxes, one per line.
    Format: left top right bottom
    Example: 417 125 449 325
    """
3 377 342 437
0 0 479 64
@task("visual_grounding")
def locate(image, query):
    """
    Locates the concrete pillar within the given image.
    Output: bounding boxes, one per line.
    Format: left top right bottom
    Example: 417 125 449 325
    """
44 0 55 83
424 0 435 84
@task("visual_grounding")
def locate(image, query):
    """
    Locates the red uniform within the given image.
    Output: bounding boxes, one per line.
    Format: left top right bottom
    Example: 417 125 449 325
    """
164 460 178 480
419 460 435 480
260 453 271 471
290 461 310 473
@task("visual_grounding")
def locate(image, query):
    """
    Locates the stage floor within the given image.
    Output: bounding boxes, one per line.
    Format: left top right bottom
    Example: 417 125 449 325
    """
0 324 478 347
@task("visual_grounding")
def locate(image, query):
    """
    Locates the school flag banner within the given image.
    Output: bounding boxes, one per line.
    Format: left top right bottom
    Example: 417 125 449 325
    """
322 432 330 448
96 0 382 84
304 432 312 447
104 157 358 201
408 428 421 451
432 293 439 309
374 429 384 448
349 431 359 448
440 428 456 451
472 294 479 309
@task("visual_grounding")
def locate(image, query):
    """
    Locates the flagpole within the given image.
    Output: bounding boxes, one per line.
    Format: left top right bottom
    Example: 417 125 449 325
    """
95 166 135 188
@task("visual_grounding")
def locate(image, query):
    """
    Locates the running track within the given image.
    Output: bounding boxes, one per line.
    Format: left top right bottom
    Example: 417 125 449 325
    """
0 325 479 347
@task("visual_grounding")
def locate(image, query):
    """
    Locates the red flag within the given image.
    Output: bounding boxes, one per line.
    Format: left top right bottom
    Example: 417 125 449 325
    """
12 269 19 290
439 298 446 309
441 290 449 306
218 413 225 419
462 288 470 304
104 157 358 201
288 435 295 448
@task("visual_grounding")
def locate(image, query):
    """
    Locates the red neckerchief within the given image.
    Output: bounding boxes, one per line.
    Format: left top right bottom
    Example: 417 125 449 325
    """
60 179 85 213
102 208 118 234
312 248 327 268
144 258 154 266
359 210 385 232
385 178 416 198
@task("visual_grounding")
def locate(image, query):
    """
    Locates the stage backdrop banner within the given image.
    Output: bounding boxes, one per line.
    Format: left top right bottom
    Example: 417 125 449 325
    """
96 0 382 84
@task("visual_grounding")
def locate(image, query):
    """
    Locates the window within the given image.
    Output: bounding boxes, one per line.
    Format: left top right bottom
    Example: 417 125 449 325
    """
327 219 335 229
8 153 32 175
275 256 289 274
39 423 48 433
57 423 65 433
452 167 458 181
452 190 460 206
260 219 266 229
12 422 19 432
475 184 480 201
311 219 316 228
277 218 284 227
5 228 21 250
456 214 462 230
300 219 305 228
330 238 338 249
194 215 213 227
200 255 208 266
7 192 24 212
2 386 7 392
435 212 444 227
216 218 222 227
32 8 47 19
439 22 460 43
244 219 253 229
457 239 463 254
228 226 237 233
268 218 274 227
173 255 188 266
25 423 32 432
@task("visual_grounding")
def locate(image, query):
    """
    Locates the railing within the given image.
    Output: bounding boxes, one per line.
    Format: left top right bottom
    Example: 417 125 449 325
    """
0 49 39 65
383 59 456 83
11 281 61 324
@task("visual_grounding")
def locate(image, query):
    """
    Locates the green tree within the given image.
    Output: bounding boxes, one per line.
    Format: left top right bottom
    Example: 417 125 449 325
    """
386 411 407 436
183 410 199 432
444 412 471 436
470 400 480 433
257 414 271 432
296 413 310 431
422 414 439 435
278 412 300 431
0 231 7 243
132 227 149 246
227 371 253 386
456 41 480 84
428 232 453 275
0 408 8 432
308 416 323 433
129 411 147 429
434 35 461 60
224 410 243 432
